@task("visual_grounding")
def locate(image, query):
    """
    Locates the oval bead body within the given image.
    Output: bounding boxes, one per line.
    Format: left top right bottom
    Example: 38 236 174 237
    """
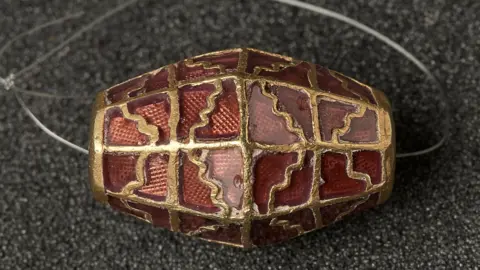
89 48 395 248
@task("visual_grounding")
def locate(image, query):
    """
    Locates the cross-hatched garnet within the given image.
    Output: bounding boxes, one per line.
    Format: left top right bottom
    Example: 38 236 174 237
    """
90 48 395 248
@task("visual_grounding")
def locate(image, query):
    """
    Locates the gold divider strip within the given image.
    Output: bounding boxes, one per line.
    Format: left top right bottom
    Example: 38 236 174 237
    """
169 210 180 232
237 48 249 73
239 78 253 248
312 150 323 228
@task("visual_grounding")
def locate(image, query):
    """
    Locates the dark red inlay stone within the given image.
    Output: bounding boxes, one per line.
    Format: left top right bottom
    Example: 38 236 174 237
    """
259 62 312 88
109 196 139 216
353 151 382 185
248 83 299 145
179 212 217 233
271 85 314 141
176 51 239 81
103 154 138 192
178 83 215 142
109 197 170 228
320 198 364 225
144 68 170 92
106 75 149 104
253 152 298 214
200 223 242 245
274 151 314 208
251 208 316 246
319 152 366 199
135 154 169 201
317 99 357 142
352 193 380 214
340 109 378 143
178 213 243 244
316 66 360 100
205 148 244 210
334 72 377 104
127 93 171 144
105 109 149 146
320 193 379 226
194 51 240 72
246 50 290 74
130 201 171 229
179 152 219 213
195 79 240 140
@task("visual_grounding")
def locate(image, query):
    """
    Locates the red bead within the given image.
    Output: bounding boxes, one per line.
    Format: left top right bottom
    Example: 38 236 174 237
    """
89 48 395 248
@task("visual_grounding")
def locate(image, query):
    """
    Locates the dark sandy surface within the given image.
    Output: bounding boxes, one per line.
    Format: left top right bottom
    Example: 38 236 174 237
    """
0 0 479 269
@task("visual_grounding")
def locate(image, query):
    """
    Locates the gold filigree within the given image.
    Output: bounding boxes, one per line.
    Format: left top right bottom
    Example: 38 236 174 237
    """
270 217 304 234
120 105 159 144
267 151 306 214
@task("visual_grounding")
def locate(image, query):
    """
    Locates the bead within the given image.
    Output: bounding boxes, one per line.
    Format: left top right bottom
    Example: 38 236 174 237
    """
89 48 395 248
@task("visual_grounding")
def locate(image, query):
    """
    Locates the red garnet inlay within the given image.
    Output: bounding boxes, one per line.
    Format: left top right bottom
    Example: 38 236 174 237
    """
334 72 377 104
176 51 240 81
144 68 170 93
135 154 169 201
127 94 171 144
353 151 382 185
179 152 219 213
178 83 215 142
179 213 242 244
319 152 367 199
259 62 312 88
103 154 138 192
271 85 314 141
251 208 316 246
195 79 241 140
248 83 299 145
106 109 149 146
320 193 379 226
106 75 149 104
317 99 357 142
274 151 314 208
340 109 378 143
205 148 244 209
246 50 290 74
253 152 298 214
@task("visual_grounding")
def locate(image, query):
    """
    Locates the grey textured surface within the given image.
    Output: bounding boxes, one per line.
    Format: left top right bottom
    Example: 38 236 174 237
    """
0 0 479 269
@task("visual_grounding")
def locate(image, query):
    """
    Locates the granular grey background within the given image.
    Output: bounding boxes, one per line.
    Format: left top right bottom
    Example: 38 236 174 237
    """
0 0 479 269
